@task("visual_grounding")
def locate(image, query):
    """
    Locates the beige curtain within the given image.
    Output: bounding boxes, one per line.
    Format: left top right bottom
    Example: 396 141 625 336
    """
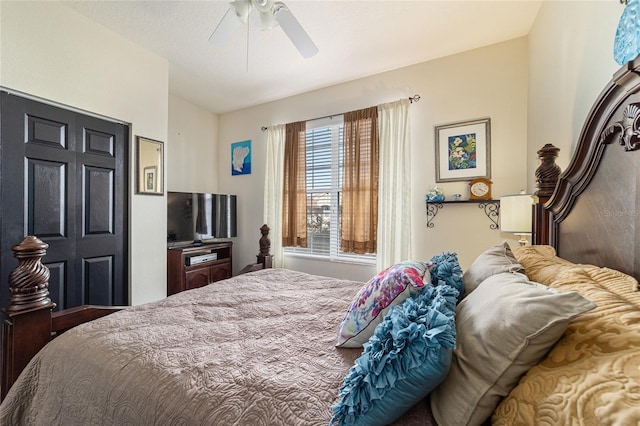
282 121 307 247
377 99 411 269
263 124 286 268
341 106 379 254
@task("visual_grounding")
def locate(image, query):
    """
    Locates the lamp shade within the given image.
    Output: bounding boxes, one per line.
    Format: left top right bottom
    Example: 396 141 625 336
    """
500 193 533 233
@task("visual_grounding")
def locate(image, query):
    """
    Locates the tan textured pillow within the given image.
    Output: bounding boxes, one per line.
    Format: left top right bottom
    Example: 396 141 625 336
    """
462 241 524 297
512 245 575 285
551 264 640 296
430 272 596 426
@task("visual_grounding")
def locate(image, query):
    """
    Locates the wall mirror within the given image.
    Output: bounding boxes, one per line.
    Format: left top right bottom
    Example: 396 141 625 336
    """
136 136 164 195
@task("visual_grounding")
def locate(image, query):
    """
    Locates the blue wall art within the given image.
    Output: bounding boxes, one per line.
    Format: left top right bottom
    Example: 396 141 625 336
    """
231 140 252 176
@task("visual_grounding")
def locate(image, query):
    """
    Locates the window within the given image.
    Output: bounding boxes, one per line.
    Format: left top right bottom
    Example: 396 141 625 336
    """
285 116 376 263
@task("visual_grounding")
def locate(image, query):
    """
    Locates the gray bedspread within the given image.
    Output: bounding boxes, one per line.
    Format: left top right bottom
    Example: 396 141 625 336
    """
0 268 436 425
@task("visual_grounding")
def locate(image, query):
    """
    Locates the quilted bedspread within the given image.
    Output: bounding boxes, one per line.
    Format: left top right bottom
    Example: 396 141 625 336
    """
0 269 435 425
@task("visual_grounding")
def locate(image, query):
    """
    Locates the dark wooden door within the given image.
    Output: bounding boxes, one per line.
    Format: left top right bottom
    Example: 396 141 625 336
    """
0 92 128 311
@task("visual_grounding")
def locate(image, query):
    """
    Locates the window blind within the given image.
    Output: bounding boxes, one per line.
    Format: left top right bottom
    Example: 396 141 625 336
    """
285 116 375 263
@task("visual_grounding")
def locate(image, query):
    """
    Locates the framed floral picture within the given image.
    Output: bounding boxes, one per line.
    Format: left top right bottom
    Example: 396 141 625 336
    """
434 118 491 182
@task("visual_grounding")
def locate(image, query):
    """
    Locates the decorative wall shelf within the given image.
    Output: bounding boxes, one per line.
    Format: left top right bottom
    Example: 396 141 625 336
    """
425 200 500 229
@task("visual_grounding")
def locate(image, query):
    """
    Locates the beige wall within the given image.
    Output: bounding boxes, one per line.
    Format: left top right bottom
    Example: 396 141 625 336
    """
0 1 169 304
526 1 621 189
167 95 219 194
218 38 529 280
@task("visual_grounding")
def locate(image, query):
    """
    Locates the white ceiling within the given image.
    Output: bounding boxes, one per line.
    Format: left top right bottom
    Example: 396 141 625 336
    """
63 1 543 114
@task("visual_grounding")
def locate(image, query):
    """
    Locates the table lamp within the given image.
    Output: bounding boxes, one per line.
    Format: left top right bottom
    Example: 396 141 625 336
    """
500 191 533 246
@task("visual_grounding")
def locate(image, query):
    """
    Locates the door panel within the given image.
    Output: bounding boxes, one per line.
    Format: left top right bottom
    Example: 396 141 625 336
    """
27 114 68 149
83 256 114 306
1 91 128 311
27 159 67 238
83 166 114 235
84 128 114 156
75 113 127 307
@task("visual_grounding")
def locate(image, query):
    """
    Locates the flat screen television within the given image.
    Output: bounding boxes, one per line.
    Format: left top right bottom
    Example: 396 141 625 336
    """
167 191 237 245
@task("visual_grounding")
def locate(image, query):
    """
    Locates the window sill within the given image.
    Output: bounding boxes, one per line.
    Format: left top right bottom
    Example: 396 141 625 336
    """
283 251 376 266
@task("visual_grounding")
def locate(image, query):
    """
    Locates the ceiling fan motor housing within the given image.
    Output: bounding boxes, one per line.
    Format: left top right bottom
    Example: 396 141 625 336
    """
211 0 318 58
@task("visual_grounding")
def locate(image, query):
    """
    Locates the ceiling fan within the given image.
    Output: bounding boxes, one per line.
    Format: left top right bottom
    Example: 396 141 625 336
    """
209 0 319 59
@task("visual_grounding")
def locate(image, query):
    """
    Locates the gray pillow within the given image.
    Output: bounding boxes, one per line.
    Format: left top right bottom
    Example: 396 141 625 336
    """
430 272 596 426
462 241 524 297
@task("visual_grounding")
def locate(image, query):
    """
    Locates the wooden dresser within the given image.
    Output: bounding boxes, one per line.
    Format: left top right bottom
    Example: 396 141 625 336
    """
167 241 232 296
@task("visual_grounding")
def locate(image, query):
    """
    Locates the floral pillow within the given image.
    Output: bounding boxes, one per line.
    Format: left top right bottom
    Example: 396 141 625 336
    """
336 261 431 348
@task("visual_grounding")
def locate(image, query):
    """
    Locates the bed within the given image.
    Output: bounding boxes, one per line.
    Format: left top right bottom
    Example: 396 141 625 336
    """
0 244 439 425
3 48 640 426
0 268 414 424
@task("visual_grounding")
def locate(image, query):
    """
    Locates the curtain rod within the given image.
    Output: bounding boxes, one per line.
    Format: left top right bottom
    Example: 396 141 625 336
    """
260 94 420 132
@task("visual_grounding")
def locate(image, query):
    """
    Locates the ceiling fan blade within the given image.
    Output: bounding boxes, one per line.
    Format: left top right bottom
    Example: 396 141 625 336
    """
208 8 240 47
208 0 251 47
272 2 318 58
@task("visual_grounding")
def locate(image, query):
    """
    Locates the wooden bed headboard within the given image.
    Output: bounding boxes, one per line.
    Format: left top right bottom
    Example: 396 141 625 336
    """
533 58 640 283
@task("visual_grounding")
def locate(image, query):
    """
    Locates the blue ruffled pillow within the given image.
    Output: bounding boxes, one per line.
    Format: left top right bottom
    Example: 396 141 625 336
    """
429 252 464 302
330 283 457 426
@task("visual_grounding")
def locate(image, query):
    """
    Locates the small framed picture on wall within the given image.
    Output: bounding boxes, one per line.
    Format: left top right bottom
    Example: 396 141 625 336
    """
231 140 251 176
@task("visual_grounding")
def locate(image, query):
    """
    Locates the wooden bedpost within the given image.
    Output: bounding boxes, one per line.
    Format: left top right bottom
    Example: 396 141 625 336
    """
257 224 273 269
239 224 274 274
533 144 561 245
1 236 55 401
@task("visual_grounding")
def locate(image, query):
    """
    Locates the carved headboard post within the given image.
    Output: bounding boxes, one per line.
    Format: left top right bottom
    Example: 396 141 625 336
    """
1 236 55 401
533 144 561 245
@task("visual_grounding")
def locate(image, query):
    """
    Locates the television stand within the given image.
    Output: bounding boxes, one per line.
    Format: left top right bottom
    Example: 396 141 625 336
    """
166 241 232 296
